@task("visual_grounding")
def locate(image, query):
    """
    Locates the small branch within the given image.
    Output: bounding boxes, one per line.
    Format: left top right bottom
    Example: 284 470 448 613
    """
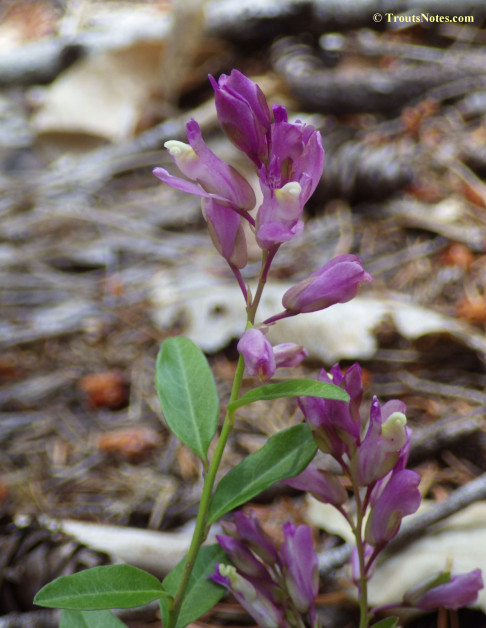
318 472 486 575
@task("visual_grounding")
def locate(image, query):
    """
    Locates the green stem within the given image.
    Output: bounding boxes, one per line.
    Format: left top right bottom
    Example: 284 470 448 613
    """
351 477 371 628
167 353 246 628
167 258 270 627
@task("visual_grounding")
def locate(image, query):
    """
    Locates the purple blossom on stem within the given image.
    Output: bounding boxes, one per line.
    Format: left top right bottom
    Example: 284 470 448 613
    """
202 198 247 269
255 106 325 250
279 522 319 621
283 463 348 507
237 328 276 382
216 535 272 580
153 119 256 215
298 363 363 458
354 398 410 486
256 181 306 249
222 511 278 565
237 329 308 382
364 468 421 547
404 569 484 610
273 343 308 368
209 69 272 165
272 254 372 319
210 564 283 628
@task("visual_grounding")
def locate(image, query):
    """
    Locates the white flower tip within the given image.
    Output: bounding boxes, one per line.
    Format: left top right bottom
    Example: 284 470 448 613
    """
164 140 195 159
276 181 302 200
382 411 407 448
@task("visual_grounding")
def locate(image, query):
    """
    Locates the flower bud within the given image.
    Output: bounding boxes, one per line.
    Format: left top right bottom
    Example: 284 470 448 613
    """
404 569 483 610
237 329 275 382
282 254 372 315
215 535 270 580
231 511 278 565
365 469 421 547
202 198 247 268
298 364 363 459
278 522 319 618
273 343 308 368
283 463 348 506
211 564 283 628
209 70 271 164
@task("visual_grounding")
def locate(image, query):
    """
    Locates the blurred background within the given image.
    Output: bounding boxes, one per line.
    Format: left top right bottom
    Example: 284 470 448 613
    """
2 0 486 626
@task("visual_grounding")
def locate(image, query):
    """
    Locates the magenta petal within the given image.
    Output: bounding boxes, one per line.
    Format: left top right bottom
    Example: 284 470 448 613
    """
410 570 484 610
282 254 372 314
273 343 307 368
184 119 256 211
210 70 271 162
283 464 348 506
203 198 247 268
153 167 218 199
237 328 276 382
279 522 319 619
232 511 278 565
365 469 421 546
216 535 270 580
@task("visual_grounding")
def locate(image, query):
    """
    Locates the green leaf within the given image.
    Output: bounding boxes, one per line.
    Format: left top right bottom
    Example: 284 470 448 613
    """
208 423 317 524
227 378 349 412
156 337 219 460
34 565 169 610
370 618 399 628
60 609 127 627
160 544 228 628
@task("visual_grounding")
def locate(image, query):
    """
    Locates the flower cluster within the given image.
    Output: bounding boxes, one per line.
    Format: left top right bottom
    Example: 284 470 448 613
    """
154 70 371 316
153 69 483 625
211 511 319 628
287 362 483 613
292 363 421 565
237 328 307 382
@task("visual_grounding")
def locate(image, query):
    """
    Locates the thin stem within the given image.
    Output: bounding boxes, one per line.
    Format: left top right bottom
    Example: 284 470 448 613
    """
167 353 247 628
248 247 276 323
229 264 248 302
167 252 273 627
350 476 371 628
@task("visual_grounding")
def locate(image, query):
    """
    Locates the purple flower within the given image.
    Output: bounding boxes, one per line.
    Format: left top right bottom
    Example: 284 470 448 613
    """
209 70 272 164
211 564 283 628
298 364 363 458
280 254 372 315
262 106 324 200
364 469 421 547
237 328 276 382
255 107 325 249
202 198 247 268
354 398 410 486
278 522 319 620
256 181 306 249
223 511 278 565
215 535 271 580
273 343 308 368
283 463 348 506
404 569 483 611
153 119 256 212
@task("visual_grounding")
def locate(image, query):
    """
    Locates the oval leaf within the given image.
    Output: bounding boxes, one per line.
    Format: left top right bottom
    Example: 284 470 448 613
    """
160 544 228 628
156 337 219 460
60 609 127 627
208 423 317 524
371 618 399 628
227 379 348 412
34 565 169 610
